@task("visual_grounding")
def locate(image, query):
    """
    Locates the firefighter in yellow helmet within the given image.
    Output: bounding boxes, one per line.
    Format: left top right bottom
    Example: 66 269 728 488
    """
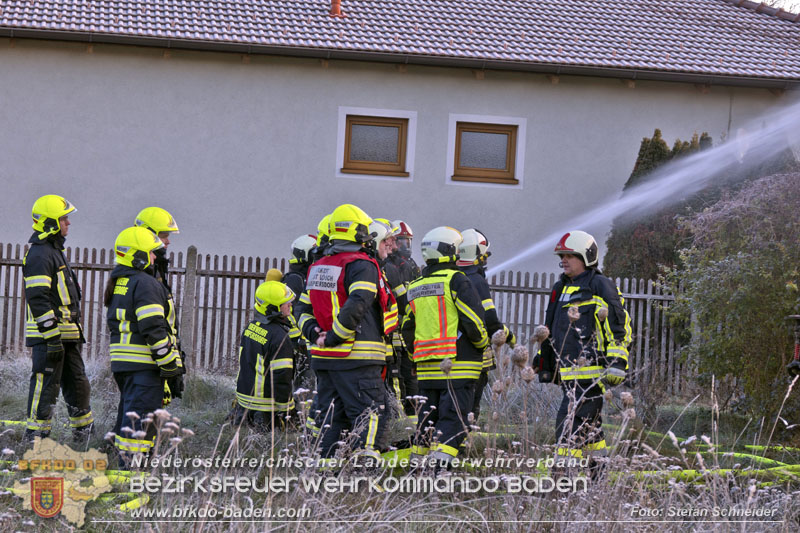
134 207 185 396
457 229 515 422
232 281 296 430
295 204 398 460
532 231 632 476
105 226 184 465
401 227 489 471
23 195 94 444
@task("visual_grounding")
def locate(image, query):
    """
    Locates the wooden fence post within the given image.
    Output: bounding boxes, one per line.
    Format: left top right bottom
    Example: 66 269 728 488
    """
181 246 198 373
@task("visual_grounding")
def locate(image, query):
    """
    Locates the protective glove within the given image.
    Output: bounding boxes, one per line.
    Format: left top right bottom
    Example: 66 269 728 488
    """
603 367 627 386
167 374 185 399
159 361 185 379
46 339 64 364
787 360 800 377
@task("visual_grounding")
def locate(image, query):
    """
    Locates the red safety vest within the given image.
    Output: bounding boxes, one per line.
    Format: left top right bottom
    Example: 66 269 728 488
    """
307 252 397 358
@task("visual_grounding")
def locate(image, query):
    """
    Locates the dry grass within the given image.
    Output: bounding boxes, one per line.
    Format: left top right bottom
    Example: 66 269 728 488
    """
1 353 800 532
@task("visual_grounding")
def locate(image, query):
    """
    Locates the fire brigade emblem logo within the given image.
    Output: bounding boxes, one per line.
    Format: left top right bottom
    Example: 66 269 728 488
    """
31 477 64 518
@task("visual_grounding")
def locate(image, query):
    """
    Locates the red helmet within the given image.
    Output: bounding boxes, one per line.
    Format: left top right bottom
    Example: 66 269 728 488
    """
554 231 598 267
393 220 413 239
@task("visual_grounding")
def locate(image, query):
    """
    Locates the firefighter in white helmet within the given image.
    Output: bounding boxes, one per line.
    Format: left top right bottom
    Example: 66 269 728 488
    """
402 226 488 471
457 228 515 422
533 231 632 476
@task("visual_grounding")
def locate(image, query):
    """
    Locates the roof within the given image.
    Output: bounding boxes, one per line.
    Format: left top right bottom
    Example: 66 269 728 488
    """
1 0 799 88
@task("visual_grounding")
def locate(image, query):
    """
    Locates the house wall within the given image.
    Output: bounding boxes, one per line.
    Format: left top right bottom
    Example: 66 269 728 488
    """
0 38 786 274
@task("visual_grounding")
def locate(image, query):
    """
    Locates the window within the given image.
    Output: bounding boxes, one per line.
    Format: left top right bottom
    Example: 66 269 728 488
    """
341 115 409 177
452 122 518 184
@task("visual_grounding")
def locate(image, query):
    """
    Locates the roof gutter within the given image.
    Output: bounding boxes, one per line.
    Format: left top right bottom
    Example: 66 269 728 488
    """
1 27 796 90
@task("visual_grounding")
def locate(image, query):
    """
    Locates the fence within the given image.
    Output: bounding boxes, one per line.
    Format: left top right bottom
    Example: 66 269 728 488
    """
0 243 682 392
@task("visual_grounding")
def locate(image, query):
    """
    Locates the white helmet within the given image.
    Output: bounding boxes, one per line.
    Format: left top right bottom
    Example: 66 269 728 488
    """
457 228 490 266
554 230 599 267
421 226 463 264
368 219 392 246
290 234 317 264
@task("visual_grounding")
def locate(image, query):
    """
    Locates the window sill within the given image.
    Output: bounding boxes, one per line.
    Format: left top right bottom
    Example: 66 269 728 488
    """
341 168 410 178
451 175 519 185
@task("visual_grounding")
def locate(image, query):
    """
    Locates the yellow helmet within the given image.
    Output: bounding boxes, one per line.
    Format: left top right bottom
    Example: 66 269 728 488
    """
254 281 295 315
316 214 332 246
265 268 283 282
328 204 373 243
114 226 164 270
31 194 77 237
134 207 180 235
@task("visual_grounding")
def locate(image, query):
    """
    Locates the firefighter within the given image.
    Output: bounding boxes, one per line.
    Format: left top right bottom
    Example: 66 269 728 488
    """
282 234 317 393
532 231 632 470
402 226 489 470
232 281 295 430
389 219 420 416
296 204 398 460
368 219 406 421
23 195 93 443
105 227 184 464
133 206 184 402
457 228 515 422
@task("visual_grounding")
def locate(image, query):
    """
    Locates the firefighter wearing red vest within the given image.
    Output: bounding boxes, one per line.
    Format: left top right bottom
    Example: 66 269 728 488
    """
23 195 93 444
457 229 515 422
401 226 489 470
533 231 632 470
297 204 398 459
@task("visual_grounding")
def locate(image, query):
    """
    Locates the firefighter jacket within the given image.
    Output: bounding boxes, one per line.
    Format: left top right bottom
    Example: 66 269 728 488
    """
380 256 409 352
106 265 182 373
389 251 421 285
23 233 83 346
401 262 489 386
534 269 632 385
235 312 295 412
283 263 308 347
459 264 515 370
297 242 398 371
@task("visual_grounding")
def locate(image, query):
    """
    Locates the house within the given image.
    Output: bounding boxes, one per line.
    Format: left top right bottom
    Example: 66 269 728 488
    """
1 0 798 273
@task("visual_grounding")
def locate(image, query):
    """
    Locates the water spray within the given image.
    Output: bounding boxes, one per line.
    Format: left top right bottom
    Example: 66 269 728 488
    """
489 97 800 276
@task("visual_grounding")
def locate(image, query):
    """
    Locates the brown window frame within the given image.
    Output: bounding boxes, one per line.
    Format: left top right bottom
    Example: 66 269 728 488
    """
341 115 410 177
452 122 518 185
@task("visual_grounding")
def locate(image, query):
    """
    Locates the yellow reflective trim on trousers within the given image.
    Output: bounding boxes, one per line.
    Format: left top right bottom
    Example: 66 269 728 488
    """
56 271 71 305
28 373 45 430
269 358 293 371
583 439 607 452
136 304 165 321
559 365 603 380
410 445 429 456
236 392 294 411
305 417 320 436
349 281 377 294
365 412 379 450
24 275 51 288
115 435 154 453
26 418 52 431
433 443 459 458
557 447 582 458
69 412 94 428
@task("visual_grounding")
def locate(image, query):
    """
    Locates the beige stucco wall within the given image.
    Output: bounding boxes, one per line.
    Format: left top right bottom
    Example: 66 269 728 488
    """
0 38 787 275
